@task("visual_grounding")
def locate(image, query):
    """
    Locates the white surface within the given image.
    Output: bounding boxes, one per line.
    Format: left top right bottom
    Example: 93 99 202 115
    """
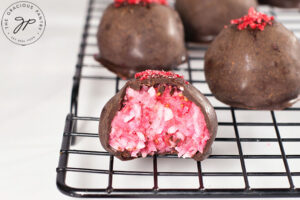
0 0 299 200
0 0 85 199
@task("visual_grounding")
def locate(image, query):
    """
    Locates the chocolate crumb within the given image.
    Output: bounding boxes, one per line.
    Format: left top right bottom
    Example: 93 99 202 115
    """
158 85 166 94
175 139 181 144
170 87 175 96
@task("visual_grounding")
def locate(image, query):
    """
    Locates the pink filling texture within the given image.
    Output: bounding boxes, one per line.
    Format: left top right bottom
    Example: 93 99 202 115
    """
109 85 210 158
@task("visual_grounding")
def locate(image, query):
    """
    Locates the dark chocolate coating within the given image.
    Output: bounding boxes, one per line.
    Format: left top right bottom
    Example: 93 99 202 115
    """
96 4 187 79
205 21 300 110
175 0 257 43
259 0 300 8
99 76 218 161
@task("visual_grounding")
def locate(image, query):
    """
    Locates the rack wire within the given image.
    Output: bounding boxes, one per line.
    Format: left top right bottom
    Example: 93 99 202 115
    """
56 0 300 198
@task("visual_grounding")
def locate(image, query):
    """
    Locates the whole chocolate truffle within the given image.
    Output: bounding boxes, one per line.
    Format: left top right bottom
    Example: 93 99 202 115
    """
205 8 300 110
99 70 218 161
175 0 257 43
95 0 187 79
259 0 300 8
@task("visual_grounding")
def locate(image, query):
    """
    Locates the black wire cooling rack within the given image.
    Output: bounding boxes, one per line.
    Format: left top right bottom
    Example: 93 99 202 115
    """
56 0 300 198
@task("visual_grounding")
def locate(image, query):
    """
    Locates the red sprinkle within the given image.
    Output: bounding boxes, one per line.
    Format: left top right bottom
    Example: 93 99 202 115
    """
135 70 189 84
230 7 274 31
114 0 168 7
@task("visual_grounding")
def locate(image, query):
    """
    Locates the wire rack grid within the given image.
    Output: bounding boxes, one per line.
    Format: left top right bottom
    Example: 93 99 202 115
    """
56 0 300 198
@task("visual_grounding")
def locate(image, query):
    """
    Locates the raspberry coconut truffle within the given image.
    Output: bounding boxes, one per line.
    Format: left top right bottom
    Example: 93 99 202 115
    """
175 0 257 43
95 0 187 79
205 8 300 110
259 0 300 8
99 70 218 161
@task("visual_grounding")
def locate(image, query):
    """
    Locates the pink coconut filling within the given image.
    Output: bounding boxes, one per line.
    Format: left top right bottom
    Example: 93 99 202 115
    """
109 85 210 158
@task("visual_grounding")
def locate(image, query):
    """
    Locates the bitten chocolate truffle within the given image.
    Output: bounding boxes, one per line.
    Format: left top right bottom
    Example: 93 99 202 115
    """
99 70 218 161
175 0 257 43
205 8 300 110
95 0 187 79
259 0 300 8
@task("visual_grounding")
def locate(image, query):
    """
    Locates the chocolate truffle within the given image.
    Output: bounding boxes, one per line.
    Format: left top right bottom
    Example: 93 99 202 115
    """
99 70 218 161
95 0 187 79
175 0 257 43
259 0 300 8
205 8 300 110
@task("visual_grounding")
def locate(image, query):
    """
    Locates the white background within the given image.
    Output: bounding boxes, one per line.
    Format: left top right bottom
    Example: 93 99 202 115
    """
0 0 299 200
